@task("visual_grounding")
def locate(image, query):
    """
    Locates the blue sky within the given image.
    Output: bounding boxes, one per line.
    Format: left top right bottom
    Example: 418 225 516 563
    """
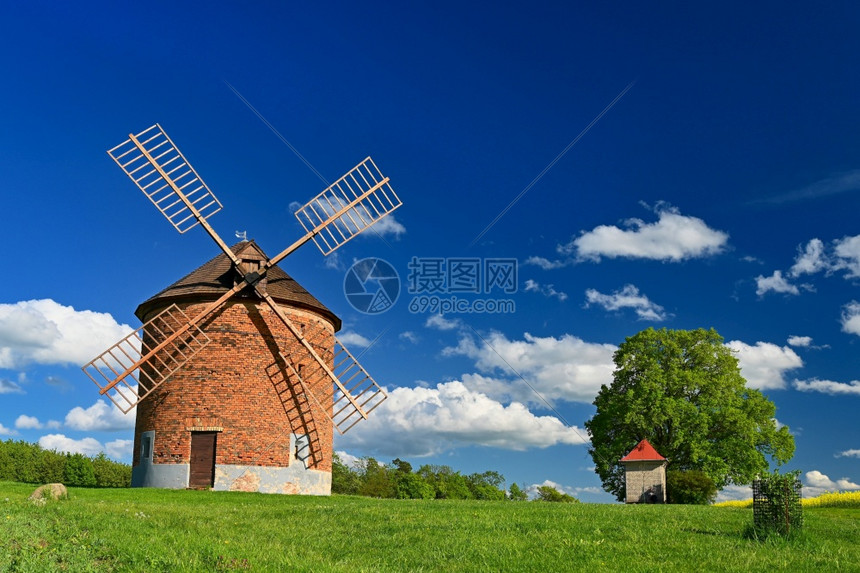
1 2 859 502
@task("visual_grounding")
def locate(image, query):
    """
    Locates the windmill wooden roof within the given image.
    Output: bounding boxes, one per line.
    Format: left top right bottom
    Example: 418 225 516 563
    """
135 240 341 331
620 439 666 462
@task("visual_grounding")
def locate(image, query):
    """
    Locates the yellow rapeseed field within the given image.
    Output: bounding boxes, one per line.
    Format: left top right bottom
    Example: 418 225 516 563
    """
713 490 860 508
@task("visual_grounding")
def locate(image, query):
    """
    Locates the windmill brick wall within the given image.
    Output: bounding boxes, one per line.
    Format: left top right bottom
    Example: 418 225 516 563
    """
130 242 340 495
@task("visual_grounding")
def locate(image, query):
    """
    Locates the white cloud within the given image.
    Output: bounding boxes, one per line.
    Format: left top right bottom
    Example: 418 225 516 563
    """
564 204 729 262
35 434 131 462
399 331 419 344
726 340 803 390
524 256 571 270
755 270 800 296
0 378 25 394
804 470 860 497
794 378 860 396
833 235 860 278
64 399 135 431
38 434 105 457
841 301 860 336
756 234 860 297
323 251 344 271
715 484 752 503
0 299 133 369
754 170 860 204
524 279 568 302
836 449 860 458
338 331 372 348
105 439 133 460
0 422 16 436
786 335 812 347
335 381 588 457
45 376 72 392
443 332 616 404
572 486 605 496
425 314 461 331
16 415 60 430
524 480 603 500
584 284 667 321
369 215 406 239
15 414 42 429
789 238 829 277
335 450 362 468
526 479 571 499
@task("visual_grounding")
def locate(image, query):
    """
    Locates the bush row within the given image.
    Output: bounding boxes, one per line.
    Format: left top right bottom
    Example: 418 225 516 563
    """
0 439 131 488
333 454 578 502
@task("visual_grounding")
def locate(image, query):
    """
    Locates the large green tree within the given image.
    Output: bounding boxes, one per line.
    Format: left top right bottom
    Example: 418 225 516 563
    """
585 328 795 502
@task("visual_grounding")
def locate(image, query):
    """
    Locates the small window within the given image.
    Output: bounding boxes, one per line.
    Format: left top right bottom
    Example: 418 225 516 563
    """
293 434 309 468
141 432 154 461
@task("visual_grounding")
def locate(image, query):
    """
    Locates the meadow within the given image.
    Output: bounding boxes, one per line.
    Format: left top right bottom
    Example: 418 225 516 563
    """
1 482 858 572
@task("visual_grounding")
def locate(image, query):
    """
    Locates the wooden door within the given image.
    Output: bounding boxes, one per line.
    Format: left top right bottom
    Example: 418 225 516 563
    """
189 431 217 488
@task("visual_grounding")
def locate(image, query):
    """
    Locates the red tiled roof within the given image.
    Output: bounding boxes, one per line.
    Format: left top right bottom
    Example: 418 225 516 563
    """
620 439 666 462
135 240 341 331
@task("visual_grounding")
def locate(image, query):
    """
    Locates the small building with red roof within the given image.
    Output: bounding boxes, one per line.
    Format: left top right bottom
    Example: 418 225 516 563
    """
620 439 667 504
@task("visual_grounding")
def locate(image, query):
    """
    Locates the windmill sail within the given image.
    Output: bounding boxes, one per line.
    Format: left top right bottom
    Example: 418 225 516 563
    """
293 157 402 255
82 304 211 413
274 338 387 434
107 124 223 234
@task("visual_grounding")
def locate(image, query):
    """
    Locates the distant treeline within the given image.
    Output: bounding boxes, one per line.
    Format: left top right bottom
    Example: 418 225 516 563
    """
333 454 578 502
0 439 577 501
0 439 131 488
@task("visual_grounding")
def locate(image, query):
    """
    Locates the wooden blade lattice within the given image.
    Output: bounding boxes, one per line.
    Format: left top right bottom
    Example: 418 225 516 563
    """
265 361 325 467
294 157 402 256
82 304 211 413
278 338 387 434
107 124 223 234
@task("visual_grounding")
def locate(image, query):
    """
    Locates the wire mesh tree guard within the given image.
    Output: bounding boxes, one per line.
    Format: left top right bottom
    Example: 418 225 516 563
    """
752 471 803 536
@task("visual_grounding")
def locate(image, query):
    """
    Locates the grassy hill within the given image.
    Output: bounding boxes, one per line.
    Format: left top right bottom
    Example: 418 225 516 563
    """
2 482 858 572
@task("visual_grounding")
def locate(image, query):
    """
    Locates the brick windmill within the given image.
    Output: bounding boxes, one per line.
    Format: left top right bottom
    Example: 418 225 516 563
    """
82 124 401 494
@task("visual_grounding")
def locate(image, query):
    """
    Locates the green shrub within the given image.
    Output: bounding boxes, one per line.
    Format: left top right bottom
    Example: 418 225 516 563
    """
64 453 97 487
395 472 435 500
38 450 66 483
507 483 528 501
357 457 395 498
0 439 132 487
331 452 361 495
0 444 14 481
467 471 506 501
667 470 717 504
92 453 132 487
535 485 579 503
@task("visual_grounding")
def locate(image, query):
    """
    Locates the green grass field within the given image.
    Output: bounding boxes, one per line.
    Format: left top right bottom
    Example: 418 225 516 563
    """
2 482 858 572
